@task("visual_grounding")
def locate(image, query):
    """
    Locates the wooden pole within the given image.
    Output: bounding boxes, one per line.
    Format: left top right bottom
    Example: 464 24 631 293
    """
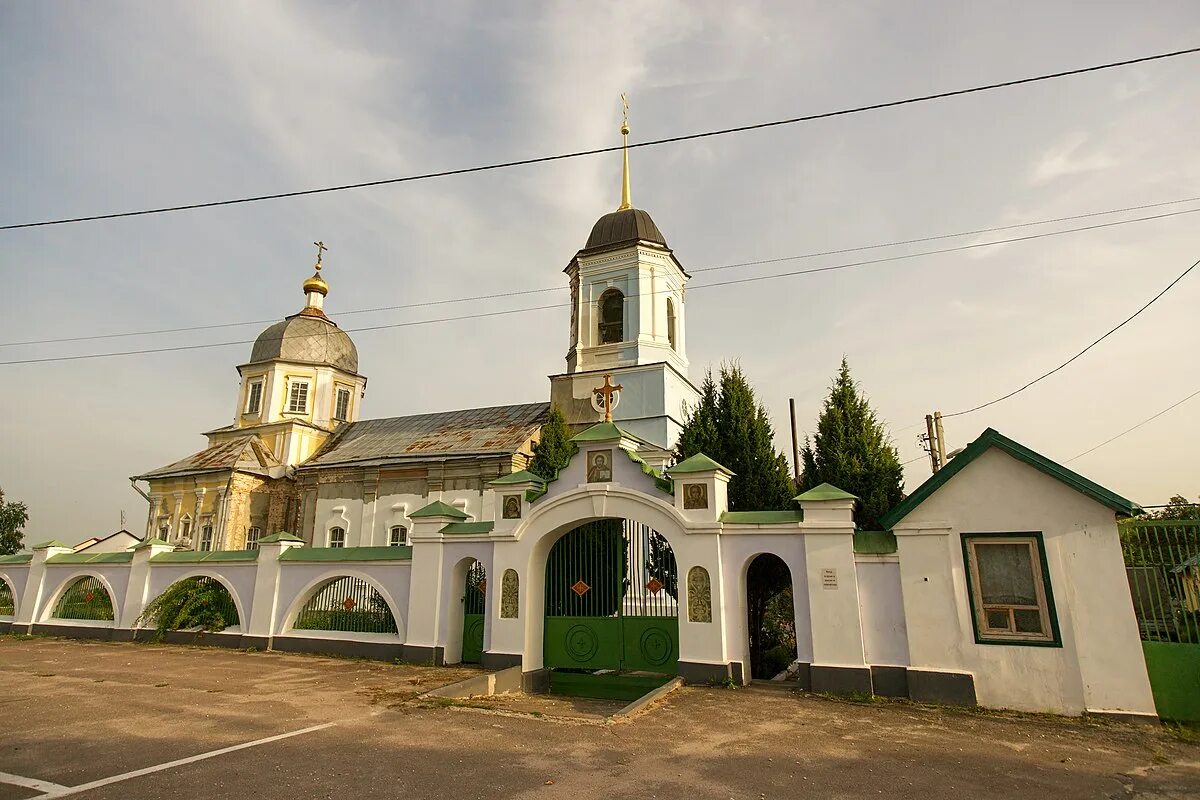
925 414 941 473
934 411 947 468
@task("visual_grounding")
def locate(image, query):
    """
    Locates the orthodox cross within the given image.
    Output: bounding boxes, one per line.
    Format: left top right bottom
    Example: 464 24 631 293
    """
313 240 328 271
594 373 623 423
620 93 629 132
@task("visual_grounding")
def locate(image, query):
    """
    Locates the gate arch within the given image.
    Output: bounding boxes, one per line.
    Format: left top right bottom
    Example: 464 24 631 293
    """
517 485 693 673
0 576 16 618
146 575 243 632
49 574 117 623
283 571 403 638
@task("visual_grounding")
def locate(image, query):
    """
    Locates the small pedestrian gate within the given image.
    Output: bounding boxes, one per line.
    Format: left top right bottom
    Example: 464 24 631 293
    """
461 561 485 664
544 519 678 674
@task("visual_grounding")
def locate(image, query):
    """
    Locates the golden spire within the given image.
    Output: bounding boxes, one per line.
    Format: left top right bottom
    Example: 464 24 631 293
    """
617 93 632 211
302 240 329 300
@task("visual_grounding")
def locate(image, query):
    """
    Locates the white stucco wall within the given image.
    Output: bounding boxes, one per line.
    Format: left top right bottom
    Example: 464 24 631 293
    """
144 563 259 631
894 447 1155 716
40 565 133 627
315 488 492 548
856 559 909 667
0 565 30 619
274 561 412 642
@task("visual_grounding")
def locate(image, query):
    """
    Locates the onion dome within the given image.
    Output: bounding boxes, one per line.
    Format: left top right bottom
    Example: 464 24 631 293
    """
249 314 358 373
302 271 329 296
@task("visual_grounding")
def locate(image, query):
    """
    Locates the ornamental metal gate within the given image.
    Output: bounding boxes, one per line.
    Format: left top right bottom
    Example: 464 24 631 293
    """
461 561 486 664
544 519 678 674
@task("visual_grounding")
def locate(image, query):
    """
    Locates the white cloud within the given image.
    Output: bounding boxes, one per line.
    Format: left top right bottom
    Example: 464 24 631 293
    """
1030 132 1119 185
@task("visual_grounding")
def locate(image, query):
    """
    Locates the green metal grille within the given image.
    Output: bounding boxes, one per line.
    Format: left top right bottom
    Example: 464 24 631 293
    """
1121 519 1200 643
0 580 14 616
462 560 486 663
53 576 115 621
464 561 486 614
294 576 398 634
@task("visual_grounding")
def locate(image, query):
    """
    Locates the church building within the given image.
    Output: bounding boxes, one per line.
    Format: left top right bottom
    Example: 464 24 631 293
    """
131 112 697 553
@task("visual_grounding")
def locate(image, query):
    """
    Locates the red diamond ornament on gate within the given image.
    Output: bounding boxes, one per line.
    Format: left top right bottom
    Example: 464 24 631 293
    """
646 578 663 595
84 591 95 603
571 580 591 597
342 597 357 611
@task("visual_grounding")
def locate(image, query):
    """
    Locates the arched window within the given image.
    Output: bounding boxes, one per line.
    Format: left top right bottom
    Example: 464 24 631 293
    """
666 297 677 350
389 525 408 546
599 289 624 344
329 526 346 548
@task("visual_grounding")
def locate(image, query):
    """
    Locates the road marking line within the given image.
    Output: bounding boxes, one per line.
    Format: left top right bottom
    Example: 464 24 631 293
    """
0 771 69 792
34 722 336 798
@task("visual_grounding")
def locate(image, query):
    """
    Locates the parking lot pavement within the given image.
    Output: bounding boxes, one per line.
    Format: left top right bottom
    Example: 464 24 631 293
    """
1 637 1198 799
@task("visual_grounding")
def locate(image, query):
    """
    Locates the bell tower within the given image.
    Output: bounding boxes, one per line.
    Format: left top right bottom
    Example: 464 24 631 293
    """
550 97 699 463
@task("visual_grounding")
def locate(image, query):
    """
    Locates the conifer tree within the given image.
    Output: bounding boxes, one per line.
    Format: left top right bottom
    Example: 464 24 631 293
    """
528 406 575 480
799 358 904 530
675 364 795 511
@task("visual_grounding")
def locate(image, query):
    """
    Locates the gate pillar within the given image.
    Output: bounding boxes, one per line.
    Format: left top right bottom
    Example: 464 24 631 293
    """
403 502 464 665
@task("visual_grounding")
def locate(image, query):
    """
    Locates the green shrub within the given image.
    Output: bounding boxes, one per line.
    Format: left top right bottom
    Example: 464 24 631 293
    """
139 577 238 638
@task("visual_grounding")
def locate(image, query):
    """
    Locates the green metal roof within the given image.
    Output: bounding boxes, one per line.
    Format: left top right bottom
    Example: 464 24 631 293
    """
410 500 469 520
132 537 172 550
878 427 1142 530
31 540 70 550
151 549 260 563
669 453 733 475
489 470 545 486
278 545 412 563
46 551 134 565
258 532 305 544
570 421 629 443
794 483 858 502
441 522 495 535
720 510 804 525
0 553 33 564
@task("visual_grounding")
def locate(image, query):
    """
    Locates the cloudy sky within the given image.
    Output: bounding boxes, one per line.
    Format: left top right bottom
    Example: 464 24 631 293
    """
2 2 1198 543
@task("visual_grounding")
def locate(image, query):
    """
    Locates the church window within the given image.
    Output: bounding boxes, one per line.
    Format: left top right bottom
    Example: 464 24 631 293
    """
245 379 263 415
245 526 262 550
199 525 214 552
335 387 352 421
179 518 192 542
963 533 1059 645
158 520 170 541
598 289 624 344
666 297 677 350
389 525 407 546
329 527 346 548
286 379 310 414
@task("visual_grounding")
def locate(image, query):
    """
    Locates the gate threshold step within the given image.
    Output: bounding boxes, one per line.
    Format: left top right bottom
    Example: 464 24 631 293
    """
548 670 673 701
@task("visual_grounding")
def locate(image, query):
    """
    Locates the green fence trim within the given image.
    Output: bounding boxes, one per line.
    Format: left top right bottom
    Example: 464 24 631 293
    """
151 550 260 563
46 552 134 565
854 531 898 554
0 554 33 565
279 546 412 563
442 522 494 535
720 510 804 525
1142 640 1200 722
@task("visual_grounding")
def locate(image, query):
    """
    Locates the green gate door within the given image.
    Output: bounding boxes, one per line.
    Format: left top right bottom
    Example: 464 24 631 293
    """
461 561 486 664
544 519 678 675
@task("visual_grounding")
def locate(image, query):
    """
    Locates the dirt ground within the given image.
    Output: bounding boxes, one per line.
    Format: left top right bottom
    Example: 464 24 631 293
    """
0 636 1197 799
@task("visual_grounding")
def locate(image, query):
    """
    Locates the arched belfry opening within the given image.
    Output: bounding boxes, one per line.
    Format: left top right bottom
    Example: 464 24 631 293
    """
543 518 678 698
598 289 624 344
746 554 798 680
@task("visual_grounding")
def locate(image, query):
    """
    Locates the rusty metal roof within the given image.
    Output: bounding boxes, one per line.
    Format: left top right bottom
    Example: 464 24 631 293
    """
301 402 550 469
133 435 283 481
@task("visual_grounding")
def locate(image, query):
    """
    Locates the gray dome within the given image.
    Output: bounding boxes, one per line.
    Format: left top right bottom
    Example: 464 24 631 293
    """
249 313 359 373
584 208 667 250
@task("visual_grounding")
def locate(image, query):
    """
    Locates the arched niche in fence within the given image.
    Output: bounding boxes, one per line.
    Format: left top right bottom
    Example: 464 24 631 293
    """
52 575 116 622
0 577 16 617
145 576 242 632
292 575 399 635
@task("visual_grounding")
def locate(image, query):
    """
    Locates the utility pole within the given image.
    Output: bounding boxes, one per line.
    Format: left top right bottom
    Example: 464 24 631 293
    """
933 411 947 469
789 398 801 485
924 414 941 473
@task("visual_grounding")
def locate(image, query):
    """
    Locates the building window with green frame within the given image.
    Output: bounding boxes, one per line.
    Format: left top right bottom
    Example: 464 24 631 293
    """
962 532 1060 646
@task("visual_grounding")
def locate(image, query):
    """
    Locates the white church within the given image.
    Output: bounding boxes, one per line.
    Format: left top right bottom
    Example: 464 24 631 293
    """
0 118 1161 722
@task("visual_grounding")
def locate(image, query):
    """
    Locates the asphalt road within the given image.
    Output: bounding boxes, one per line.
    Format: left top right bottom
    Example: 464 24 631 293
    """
0 637 1196 799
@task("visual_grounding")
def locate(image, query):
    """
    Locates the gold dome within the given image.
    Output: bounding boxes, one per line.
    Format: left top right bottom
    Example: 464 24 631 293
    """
302 272 328 296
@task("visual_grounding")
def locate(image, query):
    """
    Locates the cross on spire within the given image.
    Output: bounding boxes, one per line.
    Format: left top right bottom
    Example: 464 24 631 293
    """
594 373 623 423
313 240 328 270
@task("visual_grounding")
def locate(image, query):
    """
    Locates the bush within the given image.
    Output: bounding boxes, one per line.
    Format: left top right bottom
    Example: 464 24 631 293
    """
138 577 238 638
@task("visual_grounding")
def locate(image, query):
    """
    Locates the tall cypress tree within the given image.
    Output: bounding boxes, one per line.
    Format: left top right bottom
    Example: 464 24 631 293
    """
799 357 904 530
675 363 795 511
528 406 574 480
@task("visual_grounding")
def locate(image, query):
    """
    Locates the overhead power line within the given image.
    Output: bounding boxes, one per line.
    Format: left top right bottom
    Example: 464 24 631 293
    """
941 254 1200 419
1067 386 1200 463
4 209 1198 366
4 46 1199 231
4 198 1198 350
